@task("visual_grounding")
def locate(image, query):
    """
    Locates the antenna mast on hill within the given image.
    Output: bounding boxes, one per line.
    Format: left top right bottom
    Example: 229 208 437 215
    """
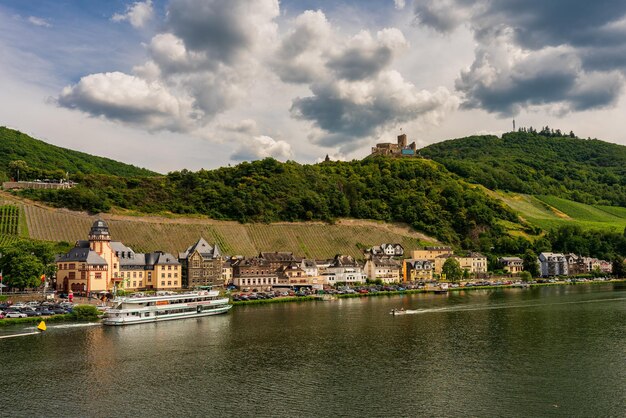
512 119 516 131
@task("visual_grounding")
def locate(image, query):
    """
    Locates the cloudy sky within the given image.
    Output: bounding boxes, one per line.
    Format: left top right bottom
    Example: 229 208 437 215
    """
2 0 626 173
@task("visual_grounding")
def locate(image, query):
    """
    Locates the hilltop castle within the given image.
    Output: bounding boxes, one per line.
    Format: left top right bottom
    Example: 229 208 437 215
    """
370 134 418 157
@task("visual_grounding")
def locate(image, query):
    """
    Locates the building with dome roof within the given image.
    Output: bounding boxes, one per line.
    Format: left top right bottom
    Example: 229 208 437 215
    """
55 219 181 294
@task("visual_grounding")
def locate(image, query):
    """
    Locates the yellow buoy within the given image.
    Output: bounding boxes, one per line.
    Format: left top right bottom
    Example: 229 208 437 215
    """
37 321 47 332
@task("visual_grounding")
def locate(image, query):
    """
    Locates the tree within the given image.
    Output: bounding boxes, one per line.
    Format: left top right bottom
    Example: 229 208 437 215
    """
612 257 625 278
8 160 29 181
0 241 58 289
442 258 462 282
519 271 532 282
2 253 44 290
523 249 540 277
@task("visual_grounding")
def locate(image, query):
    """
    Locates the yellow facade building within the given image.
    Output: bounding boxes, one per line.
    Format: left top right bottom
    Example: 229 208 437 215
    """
56 220 181 294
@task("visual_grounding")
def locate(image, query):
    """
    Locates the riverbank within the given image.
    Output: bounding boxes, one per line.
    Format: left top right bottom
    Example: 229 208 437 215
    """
230 279 626 306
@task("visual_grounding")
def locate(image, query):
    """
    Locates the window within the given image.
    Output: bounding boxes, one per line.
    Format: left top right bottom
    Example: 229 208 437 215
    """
113 263 117 269
168 273 172 278
161 281 165 286
95 273 102 279
174 281 178 286
133 281 136 287
192 260 200 268
69 272 76 280
161 273 165 278
168 265 172 270
133 272 137 278
69 263 76 269
139 281 143 287
168 281 172 286
174 273 178 278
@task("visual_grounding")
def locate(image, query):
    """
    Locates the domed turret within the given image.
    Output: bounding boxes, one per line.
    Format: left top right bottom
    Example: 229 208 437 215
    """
89 219 110 242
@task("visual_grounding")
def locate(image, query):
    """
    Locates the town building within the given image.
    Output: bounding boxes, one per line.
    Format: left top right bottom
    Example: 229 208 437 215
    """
231 257 277 290
222 259 233 286
433 252 488 275
460 252 488 274
364 257 401 283
499 257 524 274
411 246 453 261
538 252 568 277
365 243 404 259
371 134 418 157
55 220 181 294
322 255 366 286
403 259 434 282
178 238 224 289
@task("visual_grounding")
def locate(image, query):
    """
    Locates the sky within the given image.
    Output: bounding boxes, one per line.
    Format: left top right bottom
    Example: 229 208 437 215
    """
2 0 626 173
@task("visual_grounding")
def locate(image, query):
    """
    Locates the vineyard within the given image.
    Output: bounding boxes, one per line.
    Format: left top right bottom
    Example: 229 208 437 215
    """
20 203 435 258
0 205 19 235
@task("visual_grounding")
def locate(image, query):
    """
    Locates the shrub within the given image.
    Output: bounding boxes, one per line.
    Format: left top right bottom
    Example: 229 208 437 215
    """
71 304 100 320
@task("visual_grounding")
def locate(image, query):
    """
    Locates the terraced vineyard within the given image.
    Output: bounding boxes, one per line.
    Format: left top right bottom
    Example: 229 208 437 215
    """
20 203 434 258
0 205 19 235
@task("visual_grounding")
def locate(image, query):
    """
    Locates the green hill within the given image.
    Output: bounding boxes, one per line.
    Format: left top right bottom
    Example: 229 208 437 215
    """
0 126 157 181
16 157 525 248
421 131 626 206
495 192 626 233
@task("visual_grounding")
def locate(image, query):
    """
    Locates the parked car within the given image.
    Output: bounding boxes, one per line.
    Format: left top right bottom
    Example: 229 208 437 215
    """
35 308 54 316
5 311 28 318
49 307 68 315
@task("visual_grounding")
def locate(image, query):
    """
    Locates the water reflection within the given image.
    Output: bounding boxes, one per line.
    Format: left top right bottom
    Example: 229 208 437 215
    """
1 284 624 417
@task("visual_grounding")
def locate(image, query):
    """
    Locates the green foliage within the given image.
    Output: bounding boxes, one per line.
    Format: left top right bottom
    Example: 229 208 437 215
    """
71 304 100 320
612 258 625 278
546 225 626 261
442 258 462 282
523 249 540 277
421 131 626 207
519 271 532 282
0 127 157 180
20 157 521 248
0 240 60 289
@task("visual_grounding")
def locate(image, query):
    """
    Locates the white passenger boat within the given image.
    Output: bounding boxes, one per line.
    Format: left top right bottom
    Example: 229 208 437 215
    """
102 291 231 326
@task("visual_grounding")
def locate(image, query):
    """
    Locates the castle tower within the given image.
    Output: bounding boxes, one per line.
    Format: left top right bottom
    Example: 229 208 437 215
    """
397 134 407 148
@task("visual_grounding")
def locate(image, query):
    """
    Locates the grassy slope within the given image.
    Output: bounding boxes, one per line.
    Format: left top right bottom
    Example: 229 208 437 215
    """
0 126 158 179
1 192 437 259
496 191 626 233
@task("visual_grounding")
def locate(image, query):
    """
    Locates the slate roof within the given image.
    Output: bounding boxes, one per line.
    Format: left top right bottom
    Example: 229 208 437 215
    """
330 255 358 267
179 238 221 260
56 247 107 266
370 257 401 267
260 252 295 262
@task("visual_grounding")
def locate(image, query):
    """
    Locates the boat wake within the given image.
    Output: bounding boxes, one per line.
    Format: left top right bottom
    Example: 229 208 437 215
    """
31 322 102 330
392 296 626 316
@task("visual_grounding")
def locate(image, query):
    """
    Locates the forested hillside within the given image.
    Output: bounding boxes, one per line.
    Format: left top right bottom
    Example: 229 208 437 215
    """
18 157 523 248
421 131 626 206
0 127 157 180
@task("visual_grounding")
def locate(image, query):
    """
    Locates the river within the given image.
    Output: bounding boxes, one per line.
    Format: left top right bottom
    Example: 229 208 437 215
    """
1 283 625 417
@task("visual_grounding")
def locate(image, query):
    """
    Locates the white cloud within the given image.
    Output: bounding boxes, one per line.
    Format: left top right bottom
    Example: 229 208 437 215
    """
394 0 406 10
27 16 51 28
57 71 197 131
456 27 624 115
112 0 154 29
231 135 292 161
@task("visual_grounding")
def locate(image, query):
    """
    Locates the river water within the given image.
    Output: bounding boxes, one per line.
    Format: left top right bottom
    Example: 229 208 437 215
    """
1 284 625 417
